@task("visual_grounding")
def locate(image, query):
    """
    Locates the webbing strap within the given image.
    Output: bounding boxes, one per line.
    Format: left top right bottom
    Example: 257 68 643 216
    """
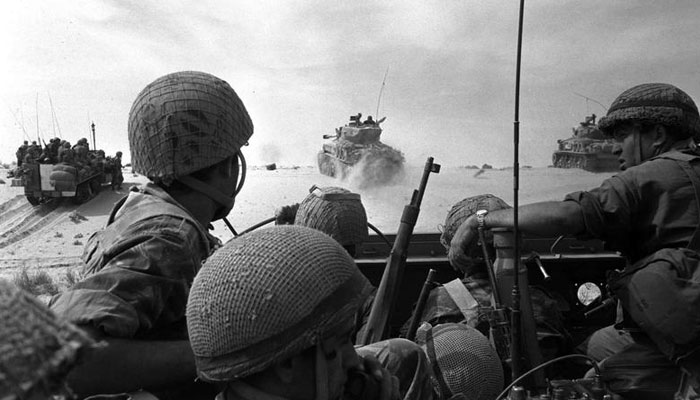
424 327 452 398
443 278 479 321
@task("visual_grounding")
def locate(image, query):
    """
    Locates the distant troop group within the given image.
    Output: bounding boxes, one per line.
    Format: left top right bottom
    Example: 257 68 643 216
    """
12 137 124 188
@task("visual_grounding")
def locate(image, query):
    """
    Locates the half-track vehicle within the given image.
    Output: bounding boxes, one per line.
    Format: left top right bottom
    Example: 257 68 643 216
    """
318 114 405 186
552 115 618 172
11 155 117 205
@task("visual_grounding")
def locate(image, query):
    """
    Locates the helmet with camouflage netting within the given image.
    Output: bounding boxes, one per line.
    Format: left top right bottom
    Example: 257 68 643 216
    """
294 185 368 250
0 279 94 399
128 71 253 184
186 225 373 381
416 323 503 400
441 194 511 275
598 83 700 139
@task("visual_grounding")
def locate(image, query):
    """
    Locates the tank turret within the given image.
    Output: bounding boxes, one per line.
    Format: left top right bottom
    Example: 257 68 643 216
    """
551 114 618 172
317 114 404 186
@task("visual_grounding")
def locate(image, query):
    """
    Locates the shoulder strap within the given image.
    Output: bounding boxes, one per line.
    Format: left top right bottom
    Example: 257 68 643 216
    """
442 278 480 320
675 158 700 250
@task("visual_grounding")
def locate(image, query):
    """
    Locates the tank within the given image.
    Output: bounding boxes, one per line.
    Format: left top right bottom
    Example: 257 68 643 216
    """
317 114 405 186
552 114 619 172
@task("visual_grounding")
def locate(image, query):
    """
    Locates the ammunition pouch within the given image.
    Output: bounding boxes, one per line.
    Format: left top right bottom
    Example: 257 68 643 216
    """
609 248 700 363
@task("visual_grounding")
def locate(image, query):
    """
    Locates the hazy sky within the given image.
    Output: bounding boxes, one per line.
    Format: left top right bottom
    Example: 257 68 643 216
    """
2 0 700 168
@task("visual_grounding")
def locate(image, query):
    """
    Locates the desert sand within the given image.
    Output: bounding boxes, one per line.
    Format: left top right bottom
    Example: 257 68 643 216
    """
0 163 615 283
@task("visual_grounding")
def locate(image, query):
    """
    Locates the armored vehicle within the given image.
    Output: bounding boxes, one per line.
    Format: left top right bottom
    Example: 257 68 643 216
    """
13 159 114 205
552 115 618 172
317 114 405 186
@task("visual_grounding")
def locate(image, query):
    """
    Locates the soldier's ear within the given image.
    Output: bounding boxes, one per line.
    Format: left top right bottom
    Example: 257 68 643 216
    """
651 124 670 150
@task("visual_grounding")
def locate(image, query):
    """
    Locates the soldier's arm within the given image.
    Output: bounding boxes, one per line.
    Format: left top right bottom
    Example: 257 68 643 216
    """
485 201 586 237
65 331 198 396
449 201 585 271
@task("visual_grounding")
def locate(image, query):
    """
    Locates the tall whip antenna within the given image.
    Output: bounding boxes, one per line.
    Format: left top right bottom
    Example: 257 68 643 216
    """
48 91 63 138
510 0 526 382
9 106 30 141
36 93 40 143
375 66 389 119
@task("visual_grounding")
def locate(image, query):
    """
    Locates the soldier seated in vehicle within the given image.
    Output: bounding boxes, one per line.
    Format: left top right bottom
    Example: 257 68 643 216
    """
0 279 95 400
48 71 254 399
187 225 433 400
413 194 570 362
16 140 28 167
449 83 700 399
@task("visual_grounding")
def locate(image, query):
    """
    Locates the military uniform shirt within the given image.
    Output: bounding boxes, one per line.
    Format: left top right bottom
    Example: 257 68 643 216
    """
49 183 219 339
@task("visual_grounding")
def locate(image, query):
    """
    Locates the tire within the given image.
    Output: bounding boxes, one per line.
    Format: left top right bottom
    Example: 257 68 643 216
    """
72 183 92 204
26 195 40 206
89 178 101 195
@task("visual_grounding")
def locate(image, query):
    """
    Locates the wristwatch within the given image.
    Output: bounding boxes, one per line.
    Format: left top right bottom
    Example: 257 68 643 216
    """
476 209 488 228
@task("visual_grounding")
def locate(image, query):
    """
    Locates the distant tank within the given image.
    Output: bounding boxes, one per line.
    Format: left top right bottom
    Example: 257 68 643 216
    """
552 114 619 172
317 113 405 185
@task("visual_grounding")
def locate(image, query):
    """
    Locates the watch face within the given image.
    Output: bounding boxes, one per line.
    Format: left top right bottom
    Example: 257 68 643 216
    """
576 282 602 306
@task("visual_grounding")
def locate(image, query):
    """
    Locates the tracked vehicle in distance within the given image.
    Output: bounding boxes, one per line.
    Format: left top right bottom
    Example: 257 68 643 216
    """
16 161 113 205
317 114 405 186
552 114 618 172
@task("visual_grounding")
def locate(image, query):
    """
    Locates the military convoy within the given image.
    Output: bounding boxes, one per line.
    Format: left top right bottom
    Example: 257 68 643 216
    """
15 161 113 205
317 114 405 186
9 142 122 205
552 114 618 172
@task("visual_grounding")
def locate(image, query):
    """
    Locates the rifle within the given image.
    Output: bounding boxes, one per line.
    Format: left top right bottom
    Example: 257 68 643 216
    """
358 157 440 345
478 226 511 363
405 269 437 341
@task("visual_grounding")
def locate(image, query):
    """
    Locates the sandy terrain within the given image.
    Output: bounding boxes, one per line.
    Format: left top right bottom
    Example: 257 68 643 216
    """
0 164 615 283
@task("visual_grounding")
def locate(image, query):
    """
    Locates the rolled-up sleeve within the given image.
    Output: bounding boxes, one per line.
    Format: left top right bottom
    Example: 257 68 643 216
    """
564 174 638 244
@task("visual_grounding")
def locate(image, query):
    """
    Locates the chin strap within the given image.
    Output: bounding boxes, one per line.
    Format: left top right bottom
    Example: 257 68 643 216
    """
315 343 330 400
177 175 235 210
176 152 247 227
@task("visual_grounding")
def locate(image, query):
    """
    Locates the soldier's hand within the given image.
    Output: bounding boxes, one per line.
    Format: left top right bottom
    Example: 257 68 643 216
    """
355 354 400 400
274 203 300 225
448 215 479 274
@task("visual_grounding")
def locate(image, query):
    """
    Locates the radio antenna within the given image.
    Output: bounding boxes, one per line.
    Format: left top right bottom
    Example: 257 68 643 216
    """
375 66 389 119
510 0 525 382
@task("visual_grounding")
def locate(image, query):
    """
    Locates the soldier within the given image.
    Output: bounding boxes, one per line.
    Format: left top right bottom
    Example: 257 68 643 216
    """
111 150 124 190
0 279 95 400
49 71 253 398
187 225 433 400
58 141 75 164
449 83 700 399
73 138 90 165
24 140 40 163
291 185 369 257
410 194 569 361
16 140 28 167
414 323 503 400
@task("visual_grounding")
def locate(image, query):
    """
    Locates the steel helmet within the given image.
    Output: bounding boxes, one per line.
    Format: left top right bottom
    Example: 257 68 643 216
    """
416 323 503 400
294 185 369 249
598 83 700 139
441 194 511 275
0 280 94 399
128 71 253 183
186 225 373 381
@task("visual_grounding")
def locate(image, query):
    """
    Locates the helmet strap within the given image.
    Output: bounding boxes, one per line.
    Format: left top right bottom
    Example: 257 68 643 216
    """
634 131 644 166
314 343 330 400
425 327 452 398
235 151 247 196
177 175 235 221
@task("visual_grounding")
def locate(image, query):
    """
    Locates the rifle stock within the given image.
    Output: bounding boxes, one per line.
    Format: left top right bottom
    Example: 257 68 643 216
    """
358 157 440 345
